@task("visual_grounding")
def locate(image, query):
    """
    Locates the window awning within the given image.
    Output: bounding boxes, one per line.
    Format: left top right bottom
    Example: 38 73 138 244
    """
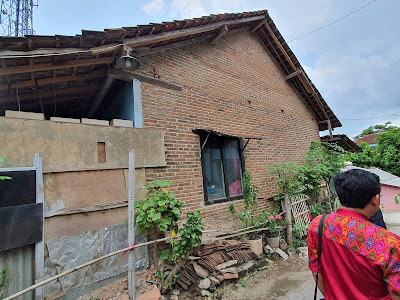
193 128 263 151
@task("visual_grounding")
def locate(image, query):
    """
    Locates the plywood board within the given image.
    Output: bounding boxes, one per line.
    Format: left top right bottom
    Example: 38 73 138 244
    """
123 168 147 201
0 117 166 172
44 207 128 243
54 169 127 210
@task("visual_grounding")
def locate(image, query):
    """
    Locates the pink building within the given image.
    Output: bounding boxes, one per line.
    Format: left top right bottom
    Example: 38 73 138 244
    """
346 165 400 211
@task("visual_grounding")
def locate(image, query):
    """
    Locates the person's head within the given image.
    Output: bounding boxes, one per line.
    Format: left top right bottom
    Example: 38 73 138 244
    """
333 169 381 209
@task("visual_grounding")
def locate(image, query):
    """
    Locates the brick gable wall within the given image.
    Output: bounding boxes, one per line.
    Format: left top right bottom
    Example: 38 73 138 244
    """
138 28 320 227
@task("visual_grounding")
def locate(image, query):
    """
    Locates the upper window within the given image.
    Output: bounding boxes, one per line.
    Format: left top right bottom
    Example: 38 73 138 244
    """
199 132 245 205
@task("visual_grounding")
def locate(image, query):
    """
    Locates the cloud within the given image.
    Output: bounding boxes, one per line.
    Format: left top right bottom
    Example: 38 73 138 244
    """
170 0 206 18
142 0 166 16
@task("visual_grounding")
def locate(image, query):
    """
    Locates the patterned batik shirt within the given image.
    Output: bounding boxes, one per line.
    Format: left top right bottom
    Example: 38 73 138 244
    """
308 208 400 300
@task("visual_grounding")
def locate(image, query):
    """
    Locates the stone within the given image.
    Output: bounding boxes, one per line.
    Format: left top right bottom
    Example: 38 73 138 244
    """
111 119 134 127
237 261 255 277
172 289 180 296
297 247 308 260
275 248 289 260
215 260 238 271
81 118 109 126
208 275 220 285
201 290 211 297
160 296 168 300
216 274 224 282
137 287 161 300
198 278 211 290
117 294 129 300
188 256 201 260
192 262 209 278
170 295 179 300
5 110 45 120
50 117 80 124
264 245 274 253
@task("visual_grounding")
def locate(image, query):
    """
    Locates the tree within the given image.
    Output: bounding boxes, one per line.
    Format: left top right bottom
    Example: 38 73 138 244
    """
375 127 400 176
346 127 400 176
354 122 394 139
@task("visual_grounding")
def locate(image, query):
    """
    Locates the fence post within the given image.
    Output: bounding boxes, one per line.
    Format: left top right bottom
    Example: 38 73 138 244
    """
128 150 136 300
33 154 44 300
284 186 293 246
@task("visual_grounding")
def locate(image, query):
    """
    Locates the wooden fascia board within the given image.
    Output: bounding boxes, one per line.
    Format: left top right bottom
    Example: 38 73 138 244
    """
123 15 266 47
0 56 115 76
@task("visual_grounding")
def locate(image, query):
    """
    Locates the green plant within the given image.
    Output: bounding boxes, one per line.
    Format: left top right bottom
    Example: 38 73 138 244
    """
261 212 283 238
135 179 181 233
395 192 400 205
239 278 247 288
0 269 8 300
308 202 326 218
0 157 11 180
163 211 204 263
229 171 260 239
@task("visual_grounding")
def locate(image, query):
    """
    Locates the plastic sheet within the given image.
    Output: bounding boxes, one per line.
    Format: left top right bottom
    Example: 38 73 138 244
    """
44 223 148 297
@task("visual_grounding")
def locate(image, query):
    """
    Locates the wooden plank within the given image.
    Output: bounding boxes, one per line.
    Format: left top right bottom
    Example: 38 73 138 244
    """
0 85 99 104
0 56 115 76
250 19 266 33
33 154 44 300
128 150 136 300
285 69 302 80
44 200 128 218
108 68 182 91
124 15 265 47
209 25 229 44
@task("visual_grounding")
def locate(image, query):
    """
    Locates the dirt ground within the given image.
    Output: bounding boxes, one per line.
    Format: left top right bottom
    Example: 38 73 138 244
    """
78 254 320 300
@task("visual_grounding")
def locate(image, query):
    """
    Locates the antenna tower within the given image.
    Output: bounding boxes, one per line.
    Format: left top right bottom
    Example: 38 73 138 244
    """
0 0 37 37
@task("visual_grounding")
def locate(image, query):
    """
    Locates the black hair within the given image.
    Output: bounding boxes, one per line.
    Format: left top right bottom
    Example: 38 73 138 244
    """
333 169 381 209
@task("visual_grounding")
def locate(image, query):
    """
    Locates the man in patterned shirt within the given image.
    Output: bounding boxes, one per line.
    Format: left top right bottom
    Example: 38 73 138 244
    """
308 169 400 299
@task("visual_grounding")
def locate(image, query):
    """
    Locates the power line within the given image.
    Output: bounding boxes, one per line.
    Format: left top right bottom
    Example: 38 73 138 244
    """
342 112 400 121
287 0 378 43
317 59 400 86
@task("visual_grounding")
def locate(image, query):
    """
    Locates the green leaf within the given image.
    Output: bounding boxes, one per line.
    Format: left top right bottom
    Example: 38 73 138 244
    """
152 212 161 221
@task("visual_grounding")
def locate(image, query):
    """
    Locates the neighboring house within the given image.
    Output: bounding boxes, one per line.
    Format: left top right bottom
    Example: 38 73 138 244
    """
355 133 380 148
346 165 400 211
0 11 342 298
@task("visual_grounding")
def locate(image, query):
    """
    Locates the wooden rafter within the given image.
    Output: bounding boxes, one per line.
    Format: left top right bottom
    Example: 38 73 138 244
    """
0 85 100 104
0 57 115 76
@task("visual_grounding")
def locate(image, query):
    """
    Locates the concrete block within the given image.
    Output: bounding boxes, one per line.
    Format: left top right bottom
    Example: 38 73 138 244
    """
50 117 80 124
110 119 133 127
81 118 109 126
5 110 45 120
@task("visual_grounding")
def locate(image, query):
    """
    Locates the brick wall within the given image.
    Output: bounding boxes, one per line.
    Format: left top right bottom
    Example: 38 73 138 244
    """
139 28 320 228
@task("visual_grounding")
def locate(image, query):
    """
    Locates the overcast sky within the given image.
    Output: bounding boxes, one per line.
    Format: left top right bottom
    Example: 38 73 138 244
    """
33 0 400 139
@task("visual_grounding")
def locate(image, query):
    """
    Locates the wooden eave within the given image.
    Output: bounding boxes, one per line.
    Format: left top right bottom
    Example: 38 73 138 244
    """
0 10 341 129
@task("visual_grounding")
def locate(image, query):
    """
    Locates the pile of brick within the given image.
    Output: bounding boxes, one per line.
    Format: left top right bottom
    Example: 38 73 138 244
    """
176 240 260 290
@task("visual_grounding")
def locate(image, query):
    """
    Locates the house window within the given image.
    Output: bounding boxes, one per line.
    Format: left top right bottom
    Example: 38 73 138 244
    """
199 133 245 204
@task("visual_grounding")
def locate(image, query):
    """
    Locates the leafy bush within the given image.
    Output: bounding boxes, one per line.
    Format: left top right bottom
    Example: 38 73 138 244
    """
135 179 181 233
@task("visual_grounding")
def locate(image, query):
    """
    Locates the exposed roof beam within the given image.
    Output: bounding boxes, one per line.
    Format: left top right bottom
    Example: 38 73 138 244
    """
0 57 115 76
0 70 107 91
250 19 267 33
209 25 229 44
0 85 99 104
123 15 266 47
108 68 182 91
86 76 114 118
285 69 302 80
